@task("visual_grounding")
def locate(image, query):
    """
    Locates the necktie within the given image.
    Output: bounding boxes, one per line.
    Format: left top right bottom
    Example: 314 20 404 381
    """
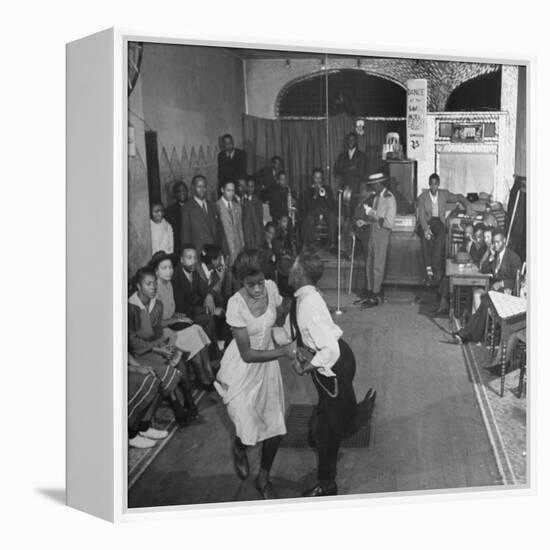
374 194 380 210
495 253 502 273
202 201 207 215
227 201 234 224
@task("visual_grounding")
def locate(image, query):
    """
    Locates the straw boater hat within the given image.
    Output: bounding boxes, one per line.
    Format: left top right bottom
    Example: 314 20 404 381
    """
366 172 388 185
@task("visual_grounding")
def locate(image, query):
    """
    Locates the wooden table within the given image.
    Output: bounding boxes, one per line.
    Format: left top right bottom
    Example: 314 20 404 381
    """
446 259 492 321
487 291 527 397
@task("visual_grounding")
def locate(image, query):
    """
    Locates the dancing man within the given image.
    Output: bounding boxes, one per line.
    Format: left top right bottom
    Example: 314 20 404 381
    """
288 248 358 497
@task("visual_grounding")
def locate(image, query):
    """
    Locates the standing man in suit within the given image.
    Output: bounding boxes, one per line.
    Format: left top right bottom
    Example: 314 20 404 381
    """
181 175 221 255
257 155 283 200
216 181 245 294
241 176 264 249
417 173 473 283
264 171 296 224
334 132 367 195
217 134 247 191
288 248 359 497
453 230 522 344
352 182 376 303
164 180 188 257
362 173 397 308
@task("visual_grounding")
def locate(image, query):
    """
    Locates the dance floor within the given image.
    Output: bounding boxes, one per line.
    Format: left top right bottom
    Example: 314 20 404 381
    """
128 288 506 508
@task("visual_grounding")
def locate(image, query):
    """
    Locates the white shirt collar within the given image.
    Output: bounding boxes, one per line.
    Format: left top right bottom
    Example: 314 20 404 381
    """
222 197 232 209
202 263 212 280
348 147 356 159
194 196 206 207
128 292 156 313
430 191 438 202
294 284 318 299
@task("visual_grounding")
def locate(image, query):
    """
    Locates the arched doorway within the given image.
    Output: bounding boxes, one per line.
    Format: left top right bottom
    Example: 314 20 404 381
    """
445 68 501 111
277 69 407 118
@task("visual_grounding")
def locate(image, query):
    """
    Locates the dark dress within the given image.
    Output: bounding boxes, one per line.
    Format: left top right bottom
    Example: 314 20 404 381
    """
128 294 181 395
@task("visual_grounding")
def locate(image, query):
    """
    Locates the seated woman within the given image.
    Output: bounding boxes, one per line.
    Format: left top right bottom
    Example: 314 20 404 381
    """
128 354 169 449
128 266 197 421
199 244 228 311
150 251 215 390
215 249 298 499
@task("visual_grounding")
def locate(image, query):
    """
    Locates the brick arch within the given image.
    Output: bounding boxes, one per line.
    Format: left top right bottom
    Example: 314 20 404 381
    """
275 68 407 118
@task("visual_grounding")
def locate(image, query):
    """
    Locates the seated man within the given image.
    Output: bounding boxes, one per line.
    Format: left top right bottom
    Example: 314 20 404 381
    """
172 244 223 360
301 168 337 250
417 173 473 283
453 230 522 344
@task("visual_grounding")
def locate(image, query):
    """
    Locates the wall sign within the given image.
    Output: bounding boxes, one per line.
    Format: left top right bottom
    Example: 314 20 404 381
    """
406 79 428 160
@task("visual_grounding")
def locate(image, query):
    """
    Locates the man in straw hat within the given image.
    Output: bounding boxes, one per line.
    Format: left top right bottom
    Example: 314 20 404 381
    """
360 173 396 308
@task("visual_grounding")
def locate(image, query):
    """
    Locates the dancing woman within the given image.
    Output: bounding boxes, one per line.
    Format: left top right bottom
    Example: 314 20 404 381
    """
215 249 296 499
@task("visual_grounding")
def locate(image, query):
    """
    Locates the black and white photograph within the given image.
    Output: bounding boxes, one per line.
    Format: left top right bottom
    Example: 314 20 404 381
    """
126 41 528 508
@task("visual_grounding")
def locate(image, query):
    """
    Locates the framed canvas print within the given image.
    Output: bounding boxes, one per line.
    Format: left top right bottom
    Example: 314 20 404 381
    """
66 28 532 522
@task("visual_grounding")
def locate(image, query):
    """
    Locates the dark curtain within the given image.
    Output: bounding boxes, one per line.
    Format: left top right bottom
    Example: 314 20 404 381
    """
243 113 406 199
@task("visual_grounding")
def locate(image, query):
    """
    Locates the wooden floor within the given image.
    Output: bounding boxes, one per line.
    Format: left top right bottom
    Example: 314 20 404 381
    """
128 288 502 508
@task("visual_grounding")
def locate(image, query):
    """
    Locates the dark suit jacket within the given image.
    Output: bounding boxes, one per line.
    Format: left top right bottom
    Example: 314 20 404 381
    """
481 247 522 290
180 198 221 254
241 195 264 248
172 267 210 317
334 149 367 193
165 201 186 255
217 148 247 187
256 166 279 200
265 184 293 221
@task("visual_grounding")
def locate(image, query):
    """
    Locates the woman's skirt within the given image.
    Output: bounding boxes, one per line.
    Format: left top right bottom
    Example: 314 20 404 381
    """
164 324 211 360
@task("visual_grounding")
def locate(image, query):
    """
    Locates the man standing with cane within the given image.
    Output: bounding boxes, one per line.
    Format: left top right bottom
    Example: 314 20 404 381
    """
362 173 397 308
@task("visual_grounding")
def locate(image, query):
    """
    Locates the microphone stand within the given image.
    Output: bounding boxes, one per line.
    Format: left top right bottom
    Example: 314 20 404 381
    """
335 189 344 315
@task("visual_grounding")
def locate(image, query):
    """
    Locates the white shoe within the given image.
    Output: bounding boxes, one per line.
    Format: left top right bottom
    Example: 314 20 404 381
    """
139 427 169 440
129 434 157 449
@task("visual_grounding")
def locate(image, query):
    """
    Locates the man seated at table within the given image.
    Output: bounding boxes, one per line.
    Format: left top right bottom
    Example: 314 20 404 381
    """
452 230 521 344
435 223 489 316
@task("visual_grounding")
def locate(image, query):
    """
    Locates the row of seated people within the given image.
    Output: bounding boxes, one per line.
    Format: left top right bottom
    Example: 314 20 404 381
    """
127 245 225 448
436 224 522 315
127 233 295 449
434 224 525 371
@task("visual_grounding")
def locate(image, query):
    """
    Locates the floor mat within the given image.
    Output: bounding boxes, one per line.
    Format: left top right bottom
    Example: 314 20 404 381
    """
280 404 373 449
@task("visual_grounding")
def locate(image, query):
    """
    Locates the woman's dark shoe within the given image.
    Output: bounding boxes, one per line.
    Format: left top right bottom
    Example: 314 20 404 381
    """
302 481 338 497
232 443 249 480
255 477 279 499
186 402 199 420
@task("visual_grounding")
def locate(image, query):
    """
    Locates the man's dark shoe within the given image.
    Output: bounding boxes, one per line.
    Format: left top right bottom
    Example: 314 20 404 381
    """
302 481 338 497
361 295 379 309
